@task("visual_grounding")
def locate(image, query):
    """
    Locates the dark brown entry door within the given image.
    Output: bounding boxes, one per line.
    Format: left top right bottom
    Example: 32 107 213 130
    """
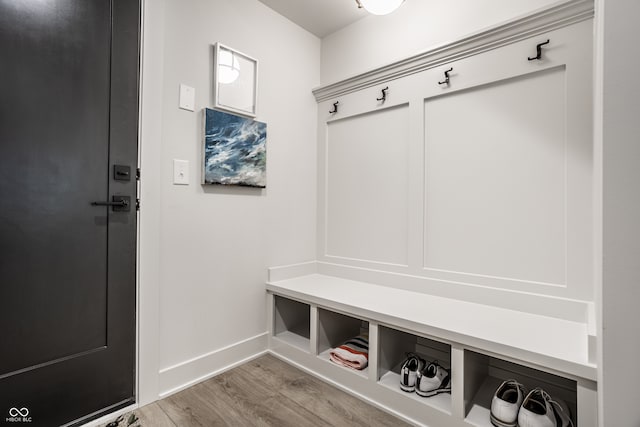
0 1 140 425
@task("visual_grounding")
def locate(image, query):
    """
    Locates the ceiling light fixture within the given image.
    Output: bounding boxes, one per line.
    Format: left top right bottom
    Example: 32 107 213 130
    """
218 48 240 84
355 0 405 15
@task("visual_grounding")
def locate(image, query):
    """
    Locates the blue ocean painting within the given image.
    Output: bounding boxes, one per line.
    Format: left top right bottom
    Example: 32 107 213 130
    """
203 108 266 188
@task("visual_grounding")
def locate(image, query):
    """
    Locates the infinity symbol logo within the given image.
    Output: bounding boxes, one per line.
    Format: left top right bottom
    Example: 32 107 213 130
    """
8 407 29 417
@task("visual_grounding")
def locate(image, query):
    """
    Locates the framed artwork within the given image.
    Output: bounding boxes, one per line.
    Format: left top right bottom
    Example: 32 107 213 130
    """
202 108 266 188
213 42 258 118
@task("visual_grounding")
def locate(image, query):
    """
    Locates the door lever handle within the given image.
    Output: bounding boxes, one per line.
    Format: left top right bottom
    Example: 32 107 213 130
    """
91 200 128 207
91 196 130 212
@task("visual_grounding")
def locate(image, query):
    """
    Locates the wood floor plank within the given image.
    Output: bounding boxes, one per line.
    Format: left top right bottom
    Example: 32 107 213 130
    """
157 382 235 426
200 365 333 427
99 354 411 427
237 354 309 386
136 403 177 427
238 355 410 427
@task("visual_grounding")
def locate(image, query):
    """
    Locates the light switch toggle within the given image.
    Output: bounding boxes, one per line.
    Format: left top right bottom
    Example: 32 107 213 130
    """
173 159 189 185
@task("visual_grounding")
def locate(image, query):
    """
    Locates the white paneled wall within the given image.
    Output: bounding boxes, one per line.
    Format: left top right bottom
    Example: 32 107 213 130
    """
326 105 410 266
424 68 567 285
317 18 594 315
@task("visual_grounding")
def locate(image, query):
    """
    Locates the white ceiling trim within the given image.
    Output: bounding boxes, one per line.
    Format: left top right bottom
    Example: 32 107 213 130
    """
312 0 594 102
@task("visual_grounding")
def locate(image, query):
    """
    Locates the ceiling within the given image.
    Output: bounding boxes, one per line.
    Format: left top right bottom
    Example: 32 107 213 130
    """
258 0 367 38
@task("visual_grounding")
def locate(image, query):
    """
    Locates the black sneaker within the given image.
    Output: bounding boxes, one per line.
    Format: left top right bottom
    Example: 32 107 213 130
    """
399 353 425 392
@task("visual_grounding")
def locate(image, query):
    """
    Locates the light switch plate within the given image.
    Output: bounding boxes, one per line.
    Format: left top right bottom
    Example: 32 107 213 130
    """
179 84 195 111
173 159 189 185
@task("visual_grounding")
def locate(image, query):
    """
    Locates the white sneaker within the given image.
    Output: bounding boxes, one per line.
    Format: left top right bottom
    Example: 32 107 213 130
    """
518 388 574 427
399 353 425 392
415 361 451 397
490 379 526 427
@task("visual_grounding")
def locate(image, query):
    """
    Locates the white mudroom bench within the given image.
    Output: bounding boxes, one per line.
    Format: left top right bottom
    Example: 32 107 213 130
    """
266 263 597 427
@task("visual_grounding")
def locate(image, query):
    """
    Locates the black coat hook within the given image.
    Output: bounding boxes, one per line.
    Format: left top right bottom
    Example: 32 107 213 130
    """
329 101 339 114
528 39 550 61
438 68 453 85
376 86 389 102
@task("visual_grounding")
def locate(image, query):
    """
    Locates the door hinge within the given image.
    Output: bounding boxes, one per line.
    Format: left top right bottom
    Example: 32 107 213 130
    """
136 168 141 180
136 198 140 211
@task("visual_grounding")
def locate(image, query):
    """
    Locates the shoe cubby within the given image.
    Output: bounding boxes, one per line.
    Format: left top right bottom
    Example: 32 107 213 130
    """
377 325 452 415
463 350 578 427
273 295 311 352
317 307 369 378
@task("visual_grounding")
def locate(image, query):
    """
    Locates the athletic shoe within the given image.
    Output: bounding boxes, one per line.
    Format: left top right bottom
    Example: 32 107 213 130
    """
490 379 526 427
518 388 574 427
399 353 425 392
415 361 451 397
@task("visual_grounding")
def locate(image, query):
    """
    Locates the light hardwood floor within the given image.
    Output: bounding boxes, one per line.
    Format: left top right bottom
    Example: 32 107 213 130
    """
100 354 412 427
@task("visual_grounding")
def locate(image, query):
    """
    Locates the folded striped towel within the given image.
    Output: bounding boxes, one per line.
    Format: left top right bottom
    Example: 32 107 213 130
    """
329 333 369 370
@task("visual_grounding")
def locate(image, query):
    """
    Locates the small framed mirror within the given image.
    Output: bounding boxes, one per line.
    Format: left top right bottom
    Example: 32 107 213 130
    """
213 43 258 117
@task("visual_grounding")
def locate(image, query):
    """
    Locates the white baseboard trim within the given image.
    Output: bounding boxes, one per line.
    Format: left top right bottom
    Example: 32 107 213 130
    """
158 332 268 398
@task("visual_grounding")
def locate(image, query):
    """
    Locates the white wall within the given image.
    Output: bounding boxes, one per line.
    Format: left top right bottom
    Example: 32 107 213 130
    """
140 0 319 397
321 0 561 84
596 0 640 424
